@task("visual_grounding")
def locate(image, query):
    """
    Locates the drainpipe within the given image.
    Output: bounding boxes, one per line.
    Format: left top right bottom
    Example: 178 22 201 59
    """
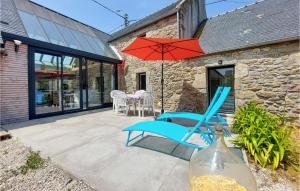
176 0 187 38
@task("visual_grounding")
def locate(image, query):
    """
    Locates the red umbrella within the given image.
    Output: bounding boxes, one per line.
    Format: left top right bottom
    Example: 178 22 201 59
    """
122 37 204 113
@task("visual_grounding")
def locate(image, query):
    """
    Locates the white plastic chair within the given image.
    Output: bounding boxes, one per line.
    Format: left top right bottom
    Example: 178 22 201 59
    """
139 92 155 117
110 90 122 112
114 91 130 115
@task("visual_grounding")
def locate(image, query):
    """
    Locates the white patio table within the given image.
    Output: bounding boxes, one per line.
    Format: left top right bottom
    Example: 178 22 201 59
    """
126 94 142 117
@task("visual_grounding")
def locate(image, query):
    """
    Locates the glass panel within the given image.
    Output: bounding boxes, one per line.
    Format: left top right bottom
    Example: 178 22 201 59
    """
94 38 115 57
38 17 66 46
103 63 115 103
71 30 94 53
138 73 146 90
18 10 48 41
93 37 105 51
208 67 235 113
82 61 87 109
56 24 82 49
35 52 62 114
84 34 99 54
62 56 81 110
87 60 102 107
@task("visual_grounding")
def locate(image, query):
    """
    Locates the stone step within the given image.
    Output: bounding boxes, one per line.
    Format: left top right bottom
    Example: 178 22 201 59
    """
0 131 11 141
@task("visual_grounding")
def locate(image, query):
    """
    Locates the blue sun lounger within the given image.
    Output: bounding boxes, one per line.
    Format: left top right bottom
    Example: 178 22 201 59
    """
123 87 231 149
156 87 231 136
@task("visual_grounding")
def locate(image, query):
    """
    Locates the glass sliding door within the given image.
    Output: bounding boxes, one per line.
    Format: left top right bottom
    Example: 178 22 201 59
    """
208 66 235 113
87 60 102 107
31 49 116 118
62 56 81 110
34 52 62 114
103 63 115 103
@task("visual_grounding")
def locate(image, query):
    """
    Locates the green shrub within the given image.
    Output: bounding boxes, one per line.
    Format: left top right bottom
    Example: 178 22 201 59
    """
232 102 299 170
19 151 44 174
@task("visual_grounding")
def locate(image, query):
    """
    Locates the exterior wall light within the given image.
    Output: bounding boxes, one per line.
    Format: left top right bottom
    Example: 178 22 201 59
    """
0 43 7 57
13 39 22 52
218 60 223 65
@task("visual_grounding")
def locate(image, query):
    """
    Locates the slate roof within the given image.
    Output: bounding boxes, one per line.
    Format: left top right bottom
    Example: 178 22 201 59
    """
0 0 27 42
199 0 300 54
0 0 117 59
108 2 178 42
109 0 299 54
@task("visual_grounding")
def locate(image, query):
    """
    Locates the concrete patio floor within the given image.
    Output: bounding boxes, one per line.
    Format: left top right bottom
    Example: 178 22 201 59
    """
3 109 197 191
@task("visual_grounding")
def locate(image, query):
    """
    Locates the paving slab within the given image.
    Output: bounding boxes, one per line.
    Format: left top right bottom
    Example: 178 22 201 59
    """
4 109 193 191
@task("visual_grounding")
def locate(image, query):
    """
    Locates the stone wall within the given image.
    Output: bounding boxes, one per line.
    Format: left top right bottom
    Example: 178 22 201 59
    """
0 41 29 125
110 15 300 125
110 14 178 94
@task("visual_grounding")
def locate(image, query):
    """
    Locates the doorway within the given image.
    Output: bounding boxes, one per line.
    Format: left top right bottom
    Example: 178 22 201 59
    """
29 48 116 119
208 66 235 113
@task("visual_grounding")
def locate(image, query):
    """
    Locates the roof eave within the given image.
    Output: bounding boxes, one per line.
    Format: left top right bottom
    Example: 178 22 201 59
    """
201 37 300 56
1 31 122 64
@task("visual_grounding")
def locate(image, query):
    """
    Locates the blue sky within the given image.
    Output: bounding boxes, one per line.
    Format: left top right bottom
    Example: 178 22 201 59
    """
31 0 257 34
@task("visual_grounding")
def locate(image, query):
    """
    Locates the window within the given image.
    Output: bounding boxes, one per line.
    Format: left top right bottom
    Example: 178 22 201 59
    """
208 66 235 113
70 29 95 54
62 56 80 110
138 33 146 37
56 24 82 49
87 60 102 107
137 72 146 90
38 17 66 46
18 10 48 41
34 52 62 114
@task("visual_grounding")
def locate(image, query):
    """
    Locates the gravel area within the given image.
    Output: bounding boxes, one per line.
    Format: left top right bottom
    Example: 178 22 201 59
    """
250 164 299 191
0 138 95 191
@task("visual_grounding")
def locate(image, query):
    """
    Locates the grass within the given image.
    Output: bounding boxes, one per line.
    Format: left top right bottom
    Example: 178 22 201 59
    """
19 151 44 174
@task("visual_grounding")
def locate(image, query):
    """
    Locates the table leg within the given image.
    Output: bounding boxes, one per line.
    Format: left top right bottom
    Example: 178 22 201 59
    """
134 101 136 115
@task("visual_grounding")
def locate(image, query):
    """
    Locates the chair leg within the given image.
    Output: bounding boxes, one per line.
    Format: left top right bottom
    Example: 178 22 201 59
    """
126 106 129 116
125 131 144 147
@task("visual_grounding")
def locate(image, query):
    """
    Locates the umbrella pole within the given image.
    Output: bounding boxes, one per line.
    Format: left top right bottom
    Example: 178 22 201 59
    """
161 60 164 114
161 45 165 114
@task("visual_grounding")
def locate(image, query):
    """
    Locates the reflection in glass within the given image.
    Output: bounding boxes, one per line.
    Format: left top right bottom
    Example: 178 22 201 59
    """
82 61 87 109
35 53 62 114
56 24 82 49
62 56 80 110
103 63 115 103
39 18 66 46
71 30 94 53
208 67 235 113
18 10 48 41
87 60 102 107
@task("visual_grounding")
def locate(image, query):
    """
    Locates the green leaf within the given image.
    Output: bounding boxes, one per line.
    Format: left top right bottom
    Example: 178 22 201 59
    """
278 145 285 161
273 151 280 169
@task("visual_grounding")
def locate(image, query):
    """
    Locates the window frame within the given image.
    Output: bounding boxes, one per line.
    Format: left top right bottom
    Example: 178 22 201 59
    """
207 65 235 113
137 72 147 90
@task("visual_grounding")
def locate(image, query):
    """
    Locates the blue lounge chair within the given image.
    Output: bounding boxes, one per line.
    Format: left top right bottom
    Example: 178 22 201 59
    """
123 87 231 149
156 87 230 136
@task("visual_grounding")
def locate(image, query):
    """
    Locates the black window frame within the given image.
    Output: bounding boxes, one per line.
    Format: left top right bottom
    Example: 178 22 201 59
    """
137 72 147 90
28 46 118 119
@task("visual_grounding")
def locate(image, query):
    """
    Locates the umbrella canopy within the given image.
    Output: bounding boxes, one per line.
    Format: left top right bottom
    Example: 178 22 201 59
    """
122 37 204 61
122 37 205 113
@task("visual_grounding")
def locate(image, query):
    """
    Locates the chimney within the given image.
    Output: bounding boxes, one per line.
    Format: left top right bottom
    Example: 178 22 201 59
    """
176 0 207 38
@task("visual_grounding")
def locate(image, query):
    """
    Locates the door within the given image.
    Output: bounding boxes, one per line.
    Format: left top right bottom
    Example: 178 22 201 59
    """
138 72 146 90
208 66 235 113
34 52 62 115
62 56 81 111
86 59 102 108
